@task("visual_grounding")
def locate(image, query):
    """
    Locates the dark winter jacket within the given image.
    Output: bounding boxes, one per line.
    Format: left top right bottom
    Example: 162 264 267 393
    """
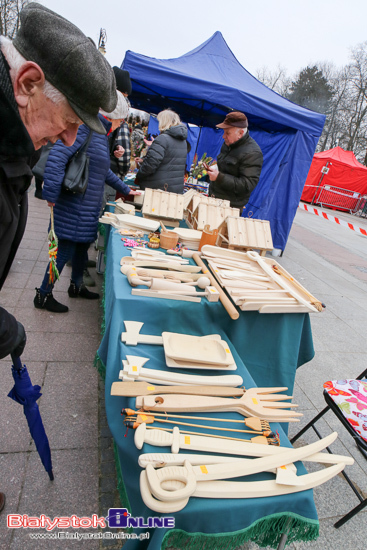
209 131 263 208
43 115 131 243
136 124 188 194
0 51 34 358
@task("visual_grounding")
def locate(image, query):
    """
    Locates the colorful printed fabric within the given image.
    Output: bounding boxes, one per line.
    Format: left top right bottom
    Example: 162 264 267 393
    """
323 379 367 442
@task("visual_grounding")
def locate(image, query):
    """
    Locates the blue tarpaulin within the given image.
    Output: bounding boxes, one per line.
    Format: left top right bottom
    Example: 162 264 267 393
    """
147 116 223 171
123 32 325 249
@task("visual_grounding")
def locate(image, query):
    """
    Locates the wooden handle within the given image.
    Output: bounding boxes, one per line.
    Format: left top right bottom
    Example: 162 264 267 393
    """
111 381 244 397
192 253 239 320
160 221 167 232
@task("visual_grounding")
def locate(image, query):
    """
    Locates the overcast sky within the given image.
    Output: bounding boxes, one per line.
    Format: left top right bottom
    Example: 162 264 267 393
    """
41 0 367 78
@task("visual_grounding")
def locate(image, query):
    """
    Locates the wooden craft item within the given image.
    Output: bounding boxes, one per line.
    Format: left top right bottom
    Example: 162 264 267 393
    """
198 224 219 251
142 188 184 221
131 252 189 264
120 321 221 346
132 289 201 303
120 356 243 387
126 410 269 432
111 382 245 397
135 424 353 468
109 213 161 232
193 203 240 231
121 321 163 345
247 251 321 312
120 266 202 282
136 389 302 422
125 414 269 437
140 463 345 513
159 231 179 250
120 258 202 273
258 304 310 313
192 252 240 320
164 353 236 371
201 245 251 262
145 433 338 503
167 249 200 259
139 454 301 487
162 332 234 366
216 217 273 253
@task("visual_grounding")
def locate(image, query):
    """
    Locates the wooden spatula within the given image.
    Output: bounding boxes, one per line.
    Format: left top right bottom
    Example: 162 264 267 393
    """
111 381 245 397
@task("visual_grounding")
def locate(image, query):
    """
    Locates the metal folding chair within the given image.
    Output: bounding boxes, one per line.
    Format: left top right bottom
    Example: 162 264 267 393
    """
290 367 367 528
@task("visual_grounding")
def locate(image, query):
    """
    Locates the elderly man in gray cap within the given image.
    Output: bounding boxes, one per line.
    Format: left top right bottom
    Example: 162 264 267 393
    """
0 2 117 512
207 111 263 211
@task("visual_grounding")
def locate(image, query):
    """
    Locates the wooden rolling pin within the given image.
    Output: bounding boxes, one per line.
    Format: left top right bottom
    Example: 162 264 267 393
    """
192 253 240 320
111 381 244 397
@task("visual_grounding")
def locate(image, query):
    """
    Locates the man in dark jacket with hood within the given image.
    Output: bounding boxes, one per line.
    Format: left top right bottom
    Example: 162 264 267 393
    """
0 2 117 512
207 111 263 210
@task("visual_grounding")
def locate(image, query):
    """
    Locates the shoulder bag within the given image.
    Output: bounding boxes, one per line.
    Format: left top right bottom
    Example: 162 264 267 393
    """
62 129 94 195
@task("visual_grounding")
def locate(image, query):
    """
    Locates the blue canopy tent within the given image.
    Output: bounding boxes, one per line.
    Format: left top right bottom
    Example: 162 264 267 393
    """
122 31 325 249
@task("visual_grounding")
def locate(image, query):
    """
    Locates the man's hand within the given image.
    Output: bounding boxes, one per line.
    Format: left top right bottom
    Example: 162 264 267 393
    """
114 145 125 158
47 202 55 207
207 166 219 181
128 189 142 196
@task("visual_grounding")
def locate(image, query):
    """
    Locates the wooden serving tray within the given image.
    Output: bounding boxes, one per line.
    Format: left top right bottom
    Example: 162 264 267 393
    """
162 332 233 366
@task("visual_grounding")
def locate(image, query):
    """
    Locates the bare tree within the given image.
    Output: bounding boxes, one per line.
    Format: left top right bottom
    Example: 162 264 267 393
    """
255 65 290 96
0 0 29 39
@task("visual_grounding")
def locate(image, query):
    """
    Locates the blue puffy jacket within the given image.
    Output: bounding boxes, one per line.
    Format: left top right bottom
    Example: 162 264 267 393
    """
43 115 131 242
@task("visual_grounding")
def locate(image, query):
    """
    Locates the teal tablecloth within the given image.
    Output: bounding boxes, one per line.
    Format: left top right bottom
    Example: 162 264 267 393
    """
97 228 318 549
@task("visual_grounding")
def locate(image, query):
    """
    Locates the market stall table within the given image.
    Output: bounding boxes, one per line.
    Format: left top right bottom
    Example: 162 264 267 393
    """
97 227 318 550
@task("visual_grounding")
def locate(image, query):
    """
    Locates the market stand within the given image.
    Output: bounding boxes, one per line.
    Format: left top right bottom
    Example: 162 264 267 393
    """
96 225 319 550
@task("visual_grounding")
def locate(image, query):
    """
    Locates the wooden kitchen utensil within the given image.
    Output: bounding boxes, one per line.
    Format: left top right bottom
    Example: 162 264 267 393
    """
111 382 245 397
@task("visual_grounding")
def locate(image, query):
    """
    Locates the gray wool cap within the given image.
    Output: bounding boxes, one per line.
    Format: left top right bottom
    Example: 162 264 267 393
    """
13 2 117 134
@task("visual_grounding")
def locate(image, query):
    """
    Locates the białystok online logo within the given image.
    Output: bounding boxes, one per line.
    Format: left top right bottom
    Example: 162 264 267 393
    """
7 509 175 531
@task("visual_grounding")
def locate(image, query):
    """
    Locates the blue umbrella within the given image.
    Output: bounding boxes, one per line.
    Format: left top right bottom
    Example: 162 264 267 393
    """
8 355 54 480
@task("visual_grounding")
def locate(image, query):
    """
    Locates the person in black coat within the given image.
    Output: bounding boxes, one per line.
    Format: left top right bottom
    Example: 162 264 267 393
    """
207 111 263 210
0 2 118 513
135 110 188 194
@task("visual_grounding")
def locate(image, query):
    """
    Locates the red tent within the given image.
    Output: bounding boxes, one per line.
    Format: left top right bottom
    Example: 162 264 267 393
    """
301 147 367 212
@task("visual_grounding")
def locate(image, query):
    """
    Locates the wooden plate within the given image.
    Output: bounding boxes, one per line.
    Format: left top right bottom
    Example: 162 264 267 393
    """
162 332 233 366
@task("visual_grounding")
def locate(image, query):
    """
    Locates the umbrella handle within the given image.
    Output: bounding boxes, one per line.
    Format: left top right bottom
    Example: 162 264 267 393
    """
11 354 23 371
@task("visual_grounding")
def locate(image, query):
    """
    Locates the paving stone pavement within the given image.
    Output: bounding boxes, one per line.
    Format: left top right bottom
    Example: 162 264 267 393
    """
1 191 366 550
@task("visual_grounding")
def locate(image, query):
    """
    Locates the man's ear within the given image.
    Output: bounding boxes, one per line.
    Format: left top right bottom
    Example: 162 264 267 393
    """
13 62 45 108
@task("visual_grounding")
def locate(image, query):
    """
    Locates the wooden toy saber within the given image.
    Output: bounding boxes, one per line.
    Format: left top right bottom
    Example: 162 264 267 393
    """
138 453 302 486
140 463 345 513
136 387 302 422
144 433 339 501
134 424 354 467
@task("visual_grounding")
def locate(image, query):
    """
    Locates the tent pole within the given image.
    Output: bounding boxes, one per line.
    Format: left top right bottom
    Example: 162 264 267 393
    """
311 161 330 205
194 125 203 157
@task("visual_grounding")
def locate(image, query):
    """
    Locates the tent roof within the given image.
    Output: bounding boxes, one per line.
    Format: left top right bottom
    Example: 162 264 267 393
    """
122 31 325 134
313 146 367 170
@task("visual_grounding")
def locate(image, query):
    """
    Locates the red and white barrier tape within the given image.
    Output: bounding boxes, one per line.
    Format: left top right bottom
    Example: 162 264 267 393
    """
298 202 367 237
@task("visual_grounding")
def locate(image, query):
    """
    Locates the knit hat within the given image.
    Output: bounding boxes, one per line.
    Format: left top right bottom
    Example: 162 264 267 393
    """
113 66 132 95
100 91 129 120
13 2 117 134
216 111 248 129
